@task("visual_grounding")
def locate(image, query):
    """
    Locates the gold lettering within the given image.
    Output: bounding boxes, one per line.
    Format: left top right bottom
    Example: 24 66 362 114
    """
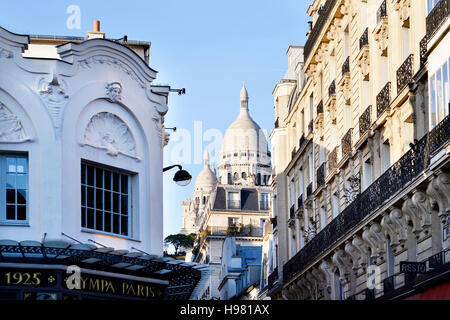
89 278 100 291
137 284 144 297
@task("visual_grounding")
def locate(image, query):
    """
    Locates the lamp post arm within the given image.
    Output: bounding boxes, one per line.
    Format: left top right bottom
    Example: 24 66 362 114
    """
163 165 182 172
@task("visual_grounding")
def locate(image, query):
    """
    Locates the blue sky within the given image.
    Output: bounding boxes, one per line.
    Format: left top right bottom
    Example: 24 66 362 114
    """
1 0 310 241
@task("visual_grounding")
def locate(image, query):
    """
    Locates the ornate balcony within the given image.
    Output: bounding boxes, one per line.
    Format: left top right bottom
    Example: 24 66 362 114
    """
341 128 353 158
306 182 313 198
298 194 304 210
317 100 324 115
420 36 428 67
328 80 336 97
377 0 387 25
304 0 337 62
426 0 450 41
282 114 450 285
290 205 296 220
376 82 391 118
359 27 369 49
328 147 338 173
316 163 326 188
359 105 372 137
342 56 350 76
397 54 414 94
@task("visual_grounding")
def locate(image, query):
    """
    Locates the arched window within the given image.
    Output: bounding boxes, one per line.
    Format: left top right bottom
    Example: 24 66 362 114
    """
257 173 261 185
227 173 232 184
234 172 239 181
242 172 247 180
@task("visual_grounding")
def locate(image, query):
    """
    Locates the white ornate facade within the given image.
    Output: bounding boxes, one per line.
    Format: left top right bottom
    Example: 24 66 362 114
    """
0 25 171 255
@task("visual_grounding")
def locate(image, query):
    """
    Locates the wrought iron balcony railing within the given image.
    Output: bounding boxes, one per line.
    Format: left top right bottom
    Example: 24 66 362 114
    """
267 267 278 291
426 0 450 41
329 79 336 97
342 56 350 76
359 105 372 137
397 54 414 94
304 0 337 62
377 0 387 25
298 194 304 210
420 36 428 67
365 288 376 300
282 114 450 285
317 163 326 188
306 182 313 198
328 146 338 172
359 27 369 49
209 226 263 237
290 205 296 220
317 100 324 115
376 82 391 118
270 217 278 229
341 128 353 158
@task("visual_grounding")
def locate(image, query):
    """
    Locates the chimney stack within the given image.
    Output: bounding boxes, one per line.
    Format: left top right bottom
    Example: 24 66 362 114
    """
87 20 106 39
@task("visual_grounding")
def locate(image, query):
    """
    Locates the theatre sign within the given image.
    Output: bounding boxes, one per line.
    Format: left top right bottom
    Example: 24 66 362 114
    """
0 265 167 300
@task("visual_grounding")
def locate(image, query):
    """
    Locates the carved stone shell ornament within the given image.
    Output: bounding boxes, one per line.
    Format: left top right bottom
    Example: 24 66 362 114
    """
83 112 137 159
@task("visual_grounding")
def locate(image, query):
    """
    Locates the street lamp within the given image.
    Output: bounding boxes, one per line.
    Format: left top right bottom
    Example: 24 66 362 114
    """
163 165 192 186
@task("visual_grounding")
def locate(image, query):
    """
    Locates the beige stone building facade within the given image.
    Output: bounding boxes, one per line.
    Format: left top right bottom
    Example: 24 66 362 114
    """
267 0 450 300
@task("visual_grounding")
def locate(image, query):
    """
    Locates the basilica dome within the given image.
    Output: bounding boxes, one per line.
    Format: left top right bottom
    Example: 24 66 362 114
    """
194 151 217 191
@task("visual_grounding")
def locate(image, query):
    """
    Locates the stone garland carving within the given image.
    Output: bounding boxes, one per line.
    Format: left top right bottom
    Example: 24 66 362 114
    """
0 103 28 143
83 112 138 160
78 56 146 89
38 72 69 136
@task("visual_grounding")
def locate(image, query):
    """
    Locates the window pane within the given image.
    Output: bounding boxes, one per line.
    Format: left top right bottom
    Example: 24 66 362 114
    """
6 158 16 173
17 205 26 220
121 175 128 194
444 62 449 117
96 168 103 188
437 69 443 122
16 190 26 204
87 187 94 208
120 216 128 236
113 214 120 234
6 174 15 189
104 191 111 211
16 174 26 190
95 211 103 231
104 212 111 232
430 74 437 127
113 173 120 192
113 193 120 213
87 166 94 186
121 195 128 215
81 163 86 185
6 205 15 220
81 207 86 227
95 189 103 210
6 189 15 203
87 209 94 229
104 171 111 190
16 158 26 173
81 186 86 205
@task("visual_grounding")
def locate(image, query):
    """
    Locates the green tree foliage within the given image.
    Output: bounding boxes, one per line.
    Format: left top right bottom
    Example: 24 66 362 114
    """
164 233 195 255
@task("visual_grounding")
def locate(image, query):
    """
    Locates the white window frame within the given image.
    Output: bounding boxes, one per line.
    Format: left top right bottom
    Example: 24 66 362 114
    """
0 153 29 225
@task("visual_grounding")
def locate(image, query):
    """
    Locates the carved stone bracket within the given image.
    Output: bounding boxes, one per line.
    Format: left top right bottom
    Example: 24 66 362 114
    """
392 0 411 26
402 191 433 238
426 172 450 221
338 72 351 104
374 17 389 56
357 46 370 81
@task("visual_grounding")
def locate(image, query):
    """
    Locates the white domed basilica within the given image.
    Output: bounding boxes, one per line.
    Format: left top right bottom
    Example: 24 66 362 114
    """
180 84 272 300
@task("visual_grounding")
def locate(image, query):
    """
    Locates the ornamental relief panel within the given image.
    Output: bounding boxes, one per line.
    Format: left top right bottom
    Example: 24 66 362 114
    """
0 102 28 143
374 18 389 56
392 0 411 25
83 112 138 160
